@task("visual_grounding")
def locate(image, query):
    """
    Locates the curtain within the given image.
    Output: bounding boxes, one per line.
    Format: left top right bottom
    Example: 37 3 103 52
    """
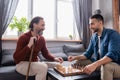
0 0 19 63
72 0 92 48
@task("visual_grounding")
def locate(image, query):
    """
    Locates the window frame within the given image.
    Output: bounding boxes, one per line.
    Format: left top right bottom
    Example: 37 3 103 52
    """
2 0 79 41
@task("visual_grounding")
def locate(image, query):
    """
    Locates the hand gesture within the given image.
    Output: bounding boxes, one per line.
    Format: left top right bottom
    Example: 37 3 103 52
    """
28 37 37 48
54 57 63 63
68 56 76 62
83 63 98 74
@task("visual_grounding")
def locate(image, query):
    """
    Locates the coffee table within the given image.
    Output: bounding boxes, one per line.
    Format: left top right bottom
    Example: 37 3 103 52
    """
47 61 100 80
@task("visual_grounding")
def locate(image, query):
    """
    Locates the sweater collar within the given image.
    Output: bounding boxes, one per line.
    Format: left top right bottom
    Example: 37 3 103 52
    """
26 30 32 37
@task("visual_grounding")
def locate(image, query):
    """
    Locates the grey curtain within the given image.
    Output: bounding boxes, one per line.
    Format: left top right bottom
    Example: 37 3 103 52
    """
0 0 19 62
72 0 92 48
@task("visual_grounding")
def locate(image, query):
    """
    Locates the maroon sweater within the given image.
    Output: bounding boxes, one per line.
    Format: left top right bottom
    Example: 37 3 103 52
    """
13 31 55 64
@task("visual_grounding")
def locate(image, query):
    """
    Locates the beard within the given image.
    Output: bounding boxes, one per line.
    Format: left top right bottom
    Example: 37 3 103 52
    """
35 29 43 36
37 30 43 35
91 28 99 33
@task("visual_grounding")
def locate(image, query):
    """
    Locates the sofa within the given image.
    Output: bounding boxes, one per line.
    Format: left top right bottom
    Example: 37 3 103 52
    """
0 44 120 80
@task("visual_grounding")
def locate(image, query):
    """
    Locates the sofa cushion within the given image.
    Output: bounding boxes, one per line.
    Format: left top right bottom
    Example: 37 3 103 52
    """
66 52 84 56
0 66 35 80
52 52 68 60
39 52 68 61
47 47 63 53
1 49 15 66
63 44 86 53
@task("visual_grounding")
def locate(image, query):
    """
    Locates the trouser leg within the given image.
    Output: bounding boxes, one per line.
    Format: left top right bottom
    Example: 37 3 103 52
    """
101 62 120 80
16 61 48 80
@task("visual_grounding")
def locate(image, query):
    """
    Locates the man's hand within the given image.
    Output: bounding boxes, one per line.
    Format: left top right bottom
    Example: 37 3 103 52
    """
68 55 86 62
68 56 76 61
54 57 63 63
27 37 37 48
83 56 112 75
83 63 98 74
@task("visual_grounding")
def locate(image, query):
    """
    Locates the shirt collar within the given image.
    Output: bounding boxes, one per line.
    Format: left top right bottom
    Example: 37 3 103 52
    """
100 27 106 38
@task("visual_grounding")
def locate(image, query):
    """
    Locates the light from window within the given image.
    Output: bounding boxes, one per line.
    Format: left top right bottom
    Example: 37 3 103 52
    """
57 0 74 40
2 0 28 38
2 0 79 40
33 0 55 39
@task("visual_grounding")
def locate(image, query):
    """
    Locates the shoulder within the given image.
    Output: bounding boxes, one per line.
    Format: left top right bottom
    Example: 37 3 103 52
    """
17 31 30 42
109 29 119 36
105 28 119 35
105 29 120 40
39 35 46 42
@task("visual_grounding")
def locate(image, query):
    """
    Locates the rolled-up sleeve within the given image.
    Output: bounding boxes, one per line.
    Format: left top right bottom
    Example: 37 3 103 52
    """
105 31 120 61
83 37 94 59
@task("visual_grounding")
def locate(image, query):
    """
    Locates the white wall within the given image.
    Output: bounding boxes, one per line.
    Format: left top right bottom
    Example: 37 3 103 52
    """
92 0 113 29
2 40 80 49
92 0 100 13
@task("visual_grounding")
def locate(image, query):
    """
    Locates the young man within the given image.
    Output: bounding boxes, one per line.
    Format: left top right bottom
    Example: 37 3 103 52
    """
68 14 120 80
13 16 63 80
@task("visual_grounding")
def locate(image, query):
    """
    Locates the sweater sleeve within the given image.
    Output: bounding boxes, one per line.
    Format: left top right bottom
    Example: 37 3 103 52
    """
41 37 55 61
13 35 31 64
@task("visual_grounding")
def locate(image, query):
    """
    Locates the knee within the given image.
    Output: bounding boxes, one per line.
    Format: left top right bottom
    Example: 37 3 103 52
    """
42 63 48 71
101 63 114 80
33 62 48 72
37 63 48 71
101 63 113 72
36 63 48 74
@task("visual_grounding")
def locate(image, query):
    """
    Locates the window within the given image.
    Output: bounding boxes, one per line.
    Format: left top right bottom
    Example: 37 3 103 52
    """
2 0 28 38
2 0 79 40
33 0 55 39
57 0 74 39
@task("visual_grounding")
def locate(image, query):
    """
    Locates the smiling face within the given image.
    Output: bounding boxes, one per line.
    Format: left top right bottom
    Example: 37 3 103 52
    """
33 19 45 35
89 18 102 33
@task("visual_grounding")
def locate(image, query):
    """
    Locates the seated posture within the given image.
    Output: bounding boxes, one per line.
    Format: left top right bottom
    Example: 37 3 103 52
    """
68 14 120 80
13 16 63 80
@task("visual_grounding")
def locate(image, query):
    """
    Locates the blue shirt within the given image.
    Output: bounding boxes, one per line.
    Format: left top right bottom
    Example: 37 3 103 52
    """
83 28 120 65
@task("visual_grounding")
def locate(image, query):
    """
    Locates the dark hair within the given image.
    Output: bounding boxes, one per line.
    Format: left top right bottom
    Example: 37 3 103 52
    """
29 16 43 31
94 9 101 14
90 14 104 23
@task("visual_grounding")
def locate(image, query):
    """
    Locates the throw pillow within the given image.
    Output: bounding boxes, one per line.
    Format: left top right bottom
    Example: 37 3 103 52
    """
1 49 15 66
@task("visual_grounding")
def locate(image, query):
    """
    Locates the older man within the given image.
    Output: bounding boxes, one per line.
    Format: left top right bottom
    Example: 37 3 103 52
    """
14 16 63 80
